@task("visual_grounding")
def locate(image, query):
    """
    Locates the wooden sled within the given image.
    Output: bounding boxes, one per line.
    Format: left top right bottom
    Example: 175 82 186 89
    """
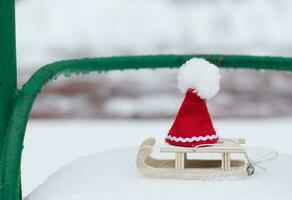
136 138 255 180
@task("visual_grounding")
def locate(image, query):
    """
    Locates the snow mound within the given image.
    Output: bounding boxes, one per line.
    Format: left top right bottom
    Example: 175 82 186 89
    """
26 147 292 200
178 58 220 99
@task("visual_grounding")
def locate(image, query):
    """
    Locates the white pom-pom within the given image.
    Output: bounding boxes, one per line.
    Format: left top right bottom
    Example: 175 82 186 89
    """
177 58 220 99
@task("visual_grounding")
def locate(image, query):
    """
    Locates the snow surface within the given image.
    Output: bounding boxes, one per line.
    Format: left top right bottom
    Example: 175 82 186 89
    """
26 147 292 200
177 58 220 99
22 118 292 197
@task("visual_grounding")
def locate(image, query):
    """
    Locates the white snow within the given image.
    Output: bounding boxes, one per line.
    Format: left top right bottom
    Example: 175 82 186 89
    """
26 147 292 200
177 58 220 99
22 118 292 198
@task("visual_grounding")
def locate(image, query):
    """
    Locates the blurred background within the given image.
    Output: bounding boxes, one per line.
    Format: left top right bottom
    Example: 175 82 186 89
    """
16 0 292 120
17 0 292 196
16 0 292 195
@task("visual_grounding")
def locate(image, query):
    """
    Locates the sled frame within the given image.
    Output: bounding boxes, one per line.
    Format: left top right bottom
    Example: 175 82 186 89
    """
160 139 248 171
137 138 251 180
1 0 292 199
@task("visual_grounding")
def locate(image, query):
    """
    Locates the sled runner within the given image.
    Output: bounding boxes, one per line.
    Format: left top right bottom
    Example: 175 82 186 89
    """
136 138 255 180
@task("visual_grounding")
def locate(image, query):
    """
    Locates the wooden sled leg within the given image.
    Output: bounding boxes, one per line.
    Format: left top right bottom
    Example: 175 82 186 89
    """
175 153 186 170
221 153 231 170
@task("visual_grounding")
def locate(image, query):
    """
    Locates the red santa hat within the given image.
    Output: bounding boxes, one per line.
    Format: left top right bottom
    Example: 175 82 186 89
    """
165 58 221 147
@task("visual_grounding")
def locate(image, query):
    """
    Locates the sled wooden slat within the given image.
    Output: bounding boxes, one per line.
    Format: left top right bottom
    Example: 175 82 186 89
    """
160 146 245 154
221 138 246 144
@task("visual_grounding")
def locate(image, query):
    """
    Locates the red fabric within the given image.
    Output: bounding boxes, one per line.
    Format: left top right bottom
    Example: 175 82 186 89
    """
165 89 218 147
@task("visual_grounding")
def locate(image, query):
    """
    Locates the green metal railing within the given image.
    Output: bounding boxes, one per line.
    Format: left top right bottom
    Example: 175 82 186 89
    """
1 1 292 200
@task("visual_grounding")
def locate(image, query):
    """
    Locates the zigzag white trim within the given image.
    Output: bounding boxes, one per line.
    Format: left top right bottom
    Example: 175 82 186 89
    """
166 134 218 143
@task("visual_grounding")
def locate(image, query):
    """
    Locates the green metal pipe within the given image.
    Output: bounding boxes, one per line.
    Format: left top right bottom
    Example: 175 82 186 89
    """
0 0 17 153
0 0 17 198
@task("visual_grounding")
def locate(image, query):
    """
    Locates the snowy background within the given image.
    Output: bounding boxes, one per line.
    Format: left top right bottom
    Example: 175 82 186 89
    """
14 0 292 198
